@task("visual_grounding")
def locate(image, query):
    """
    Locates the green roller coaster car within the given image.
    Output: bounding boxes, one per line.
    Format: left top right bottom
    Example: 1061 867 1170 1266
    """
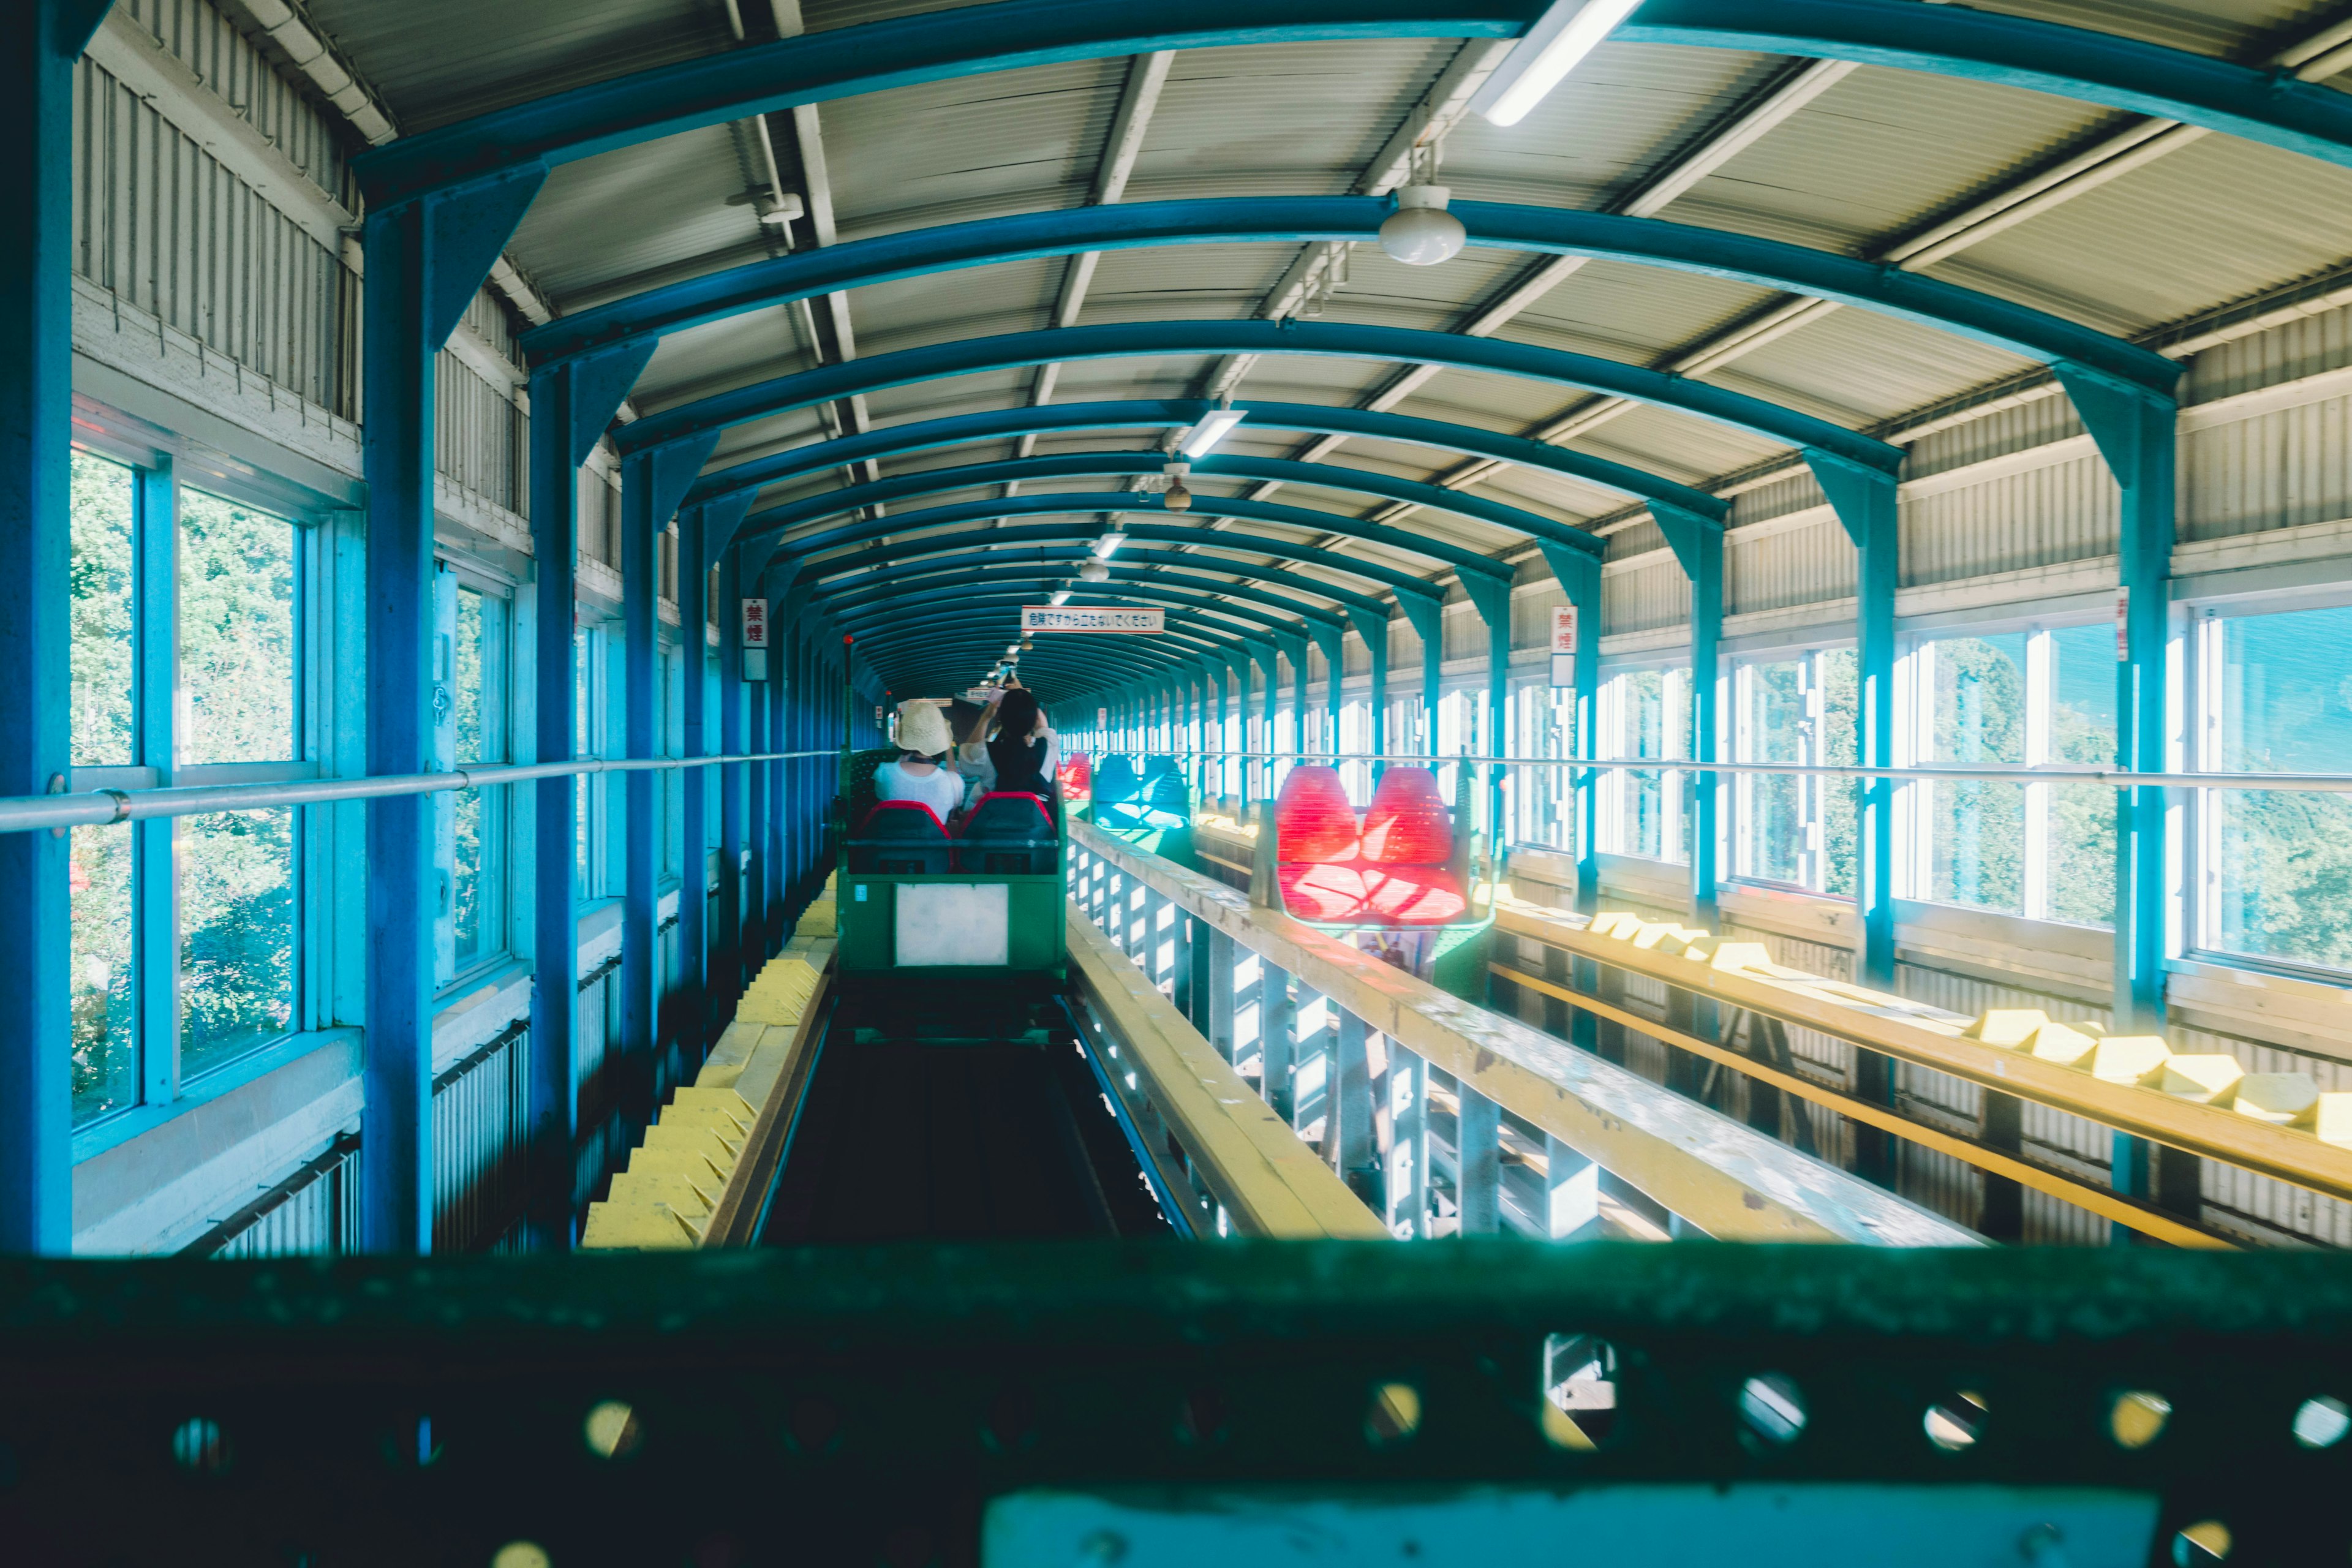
832 746 1069 979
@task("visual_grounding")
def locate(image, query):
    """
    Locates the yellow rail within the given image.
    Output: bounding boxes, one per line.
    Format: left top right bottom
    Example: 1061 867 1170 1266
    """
1494 898 2352 1208
1493 962 2231 1250
581 883 840 1250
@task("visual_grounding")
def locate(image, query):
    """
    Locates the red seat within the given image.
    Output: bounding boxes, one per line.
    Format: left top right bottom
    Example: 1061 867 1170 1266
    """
1057 753 1092 801
1278 862 1376 923
1365 866 1468 926
1360 767 1452 864
1273 764 1360 863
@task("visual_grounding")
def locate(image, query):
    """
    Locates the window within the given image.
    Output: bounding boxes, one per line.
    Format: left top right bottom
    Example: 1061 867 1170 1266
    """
69 459 318 1127
440 572 510 982
69 454 139 1121
1599 665 1687 863
176 488 300 1079
1512 682 1577 855
2197 601 2352 971
1733 648 1856 896
1900 627 2117 925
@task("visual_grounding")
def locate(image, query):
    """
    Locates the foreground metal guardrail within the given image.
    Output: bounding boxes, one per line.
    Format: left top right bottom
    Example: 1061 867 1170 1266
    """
1068 821 1974 1246
0 750 838 834
0 1244 2339 1564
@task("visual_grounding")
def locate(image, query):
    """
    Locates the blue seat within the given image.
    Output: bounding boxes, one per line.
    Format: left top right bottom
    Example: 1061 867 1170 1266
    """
1093 755 1140 805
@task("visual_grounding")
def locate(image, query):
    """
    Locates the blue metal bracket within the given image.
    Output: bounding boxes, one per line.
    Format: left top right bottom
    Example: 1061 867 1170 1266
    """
564 341 660 469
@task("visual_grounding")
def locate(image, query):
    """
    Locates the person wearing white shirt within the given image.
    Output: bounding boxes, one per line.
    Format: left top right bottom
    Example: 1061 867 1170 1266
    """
874 700 967 825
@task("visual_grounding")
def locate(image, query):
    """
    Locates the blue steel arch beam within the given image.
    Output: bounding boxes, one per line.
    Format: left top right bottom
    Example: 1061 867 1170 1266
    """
800 534 1395 622
685 399 1725 522
622 320 1903 477
818 557 1352 633
352 0 2352 212
745 451 1615 560
760 491 1517 592
773 513 1448 611
854 617 1242 693
528 197 2175 398
832 587 1298 653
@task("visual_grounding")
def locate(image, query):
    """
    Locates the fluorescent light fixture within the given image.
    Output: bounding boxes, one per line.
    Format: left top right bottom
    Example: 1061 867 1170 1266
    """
1180 407 1246 459
1092 532 1127 559
1050 589 1072 605
1469 0 1643 127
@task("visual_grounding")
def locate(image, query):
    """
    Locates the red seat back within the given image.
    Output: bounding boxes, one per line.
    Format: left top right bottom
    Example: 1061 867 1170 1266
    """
1273 764 1359 864
1360 767 1452 865
1057 753 1092 799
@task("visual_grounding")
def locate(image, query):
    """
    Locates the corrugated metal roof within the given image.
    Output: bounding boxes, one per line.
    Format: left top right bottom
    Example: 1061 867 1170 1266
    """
288 0 2352 690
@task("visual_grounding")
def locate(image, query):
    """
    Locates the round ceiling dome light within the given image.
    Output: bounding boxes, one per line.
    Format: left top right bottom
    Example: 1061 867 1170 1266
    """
1379 186 1465 266
1162 462 1193 511
1079 559 1110 582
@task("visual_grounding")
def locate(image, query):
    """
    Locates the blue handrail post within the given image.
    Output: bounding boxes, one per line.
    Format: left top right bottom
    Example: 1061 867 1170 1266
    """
717 545 747 1016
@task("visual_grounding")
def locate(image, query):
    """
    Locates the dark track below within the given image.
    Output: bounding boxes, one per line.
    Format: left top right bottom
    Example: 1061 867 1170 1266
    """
762 1001 1169 1243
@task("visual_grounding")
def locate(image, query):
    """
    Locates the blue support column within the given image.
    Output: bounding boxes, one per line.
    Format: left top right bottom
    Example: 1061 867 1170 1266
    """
1398 595 1444 760
717 545 747 1012
1649 508 1726 929
1210 659 1231 807
1461 576 1515 878
1307 623 1344 761
1251 640 1281 805
360 166 546 1254
616 437 716 1127
1812 459 1904 1185
1811 459 1901 988
1539 550 1604 1054
2058 368 2184 1226
677 505 710 1061
0 0 113 1253
522 345 650 1246
1346 606 1390 786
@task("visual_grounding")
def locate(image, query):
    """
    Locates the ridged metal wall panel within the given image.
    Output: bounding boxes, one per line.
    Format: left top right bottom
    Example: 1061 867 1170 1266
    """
1903 393 2084 480
1899 448 2118 589
435 352 525 516
193 1135 361 1258
1604 557 1688 636
2182 385 2352 543
2186 300 2352 404
118 0 352 201
1728 516 1853 618
431 1022 530 1253
75 56 353 416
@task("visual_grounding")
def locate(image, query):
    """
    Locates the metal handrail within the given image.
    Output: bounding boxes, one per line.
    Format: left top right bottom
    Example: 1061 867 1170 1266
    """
1074 746 2352 794
0 750 839 835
